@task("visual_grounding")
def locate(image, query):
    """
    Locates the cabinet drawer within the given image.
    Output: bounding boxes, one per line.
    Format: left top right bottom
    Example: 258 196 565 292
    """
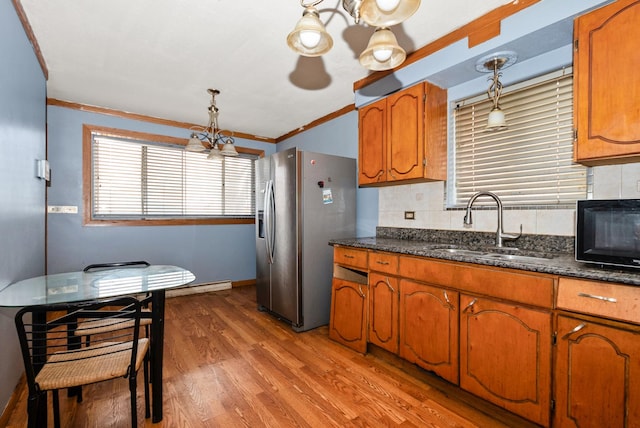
369 251 398 274
334 246 368 269
400 255 555 308
557 277 640 324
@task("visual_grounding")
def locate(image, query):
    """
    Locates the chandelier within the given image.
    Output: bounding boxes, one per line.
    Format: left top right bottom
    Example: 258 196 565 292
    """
287 0 421 71
475 51 517 132
185 89 238 158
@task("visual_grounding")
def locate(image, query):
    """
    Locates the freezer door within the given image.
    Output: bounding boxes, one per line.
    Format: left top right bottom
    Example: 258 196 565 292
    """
270 148 300 325
255 156 271 310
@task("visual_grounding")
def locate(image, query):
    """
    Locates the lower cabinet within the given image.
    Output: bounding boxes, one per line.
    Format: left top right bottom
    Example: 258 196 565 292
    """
368 272 399 353
459 295 552 427
399 279 459 384
329 277 368 353
554 314 640 427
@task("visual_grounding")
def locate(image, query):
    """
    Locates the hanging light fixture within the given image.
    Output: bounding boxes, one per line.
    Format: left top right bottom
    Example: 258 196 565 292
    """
185 88 238 158
287 0 420 71
475 51 518 132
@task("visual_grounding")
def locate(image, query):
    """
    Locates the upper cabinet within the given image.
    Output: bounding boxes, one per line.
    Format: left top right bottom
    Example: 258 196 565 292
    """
358 81 447 186
574 0 640 165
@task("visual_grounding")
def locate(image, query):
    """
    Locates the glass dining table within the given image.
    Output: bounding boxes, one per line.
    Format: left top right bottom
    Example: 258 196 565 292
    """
0 264 196 425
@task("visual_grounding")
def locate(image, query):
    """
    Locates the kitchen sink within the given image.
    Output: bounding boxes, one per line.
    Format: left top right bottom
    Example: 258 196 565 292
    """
431 247 554 263
479 253 553 263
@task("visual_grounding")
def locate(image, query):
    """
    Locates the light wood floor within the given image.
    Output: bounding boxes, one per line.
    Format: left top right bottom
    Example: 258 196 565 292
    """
4 286 539 427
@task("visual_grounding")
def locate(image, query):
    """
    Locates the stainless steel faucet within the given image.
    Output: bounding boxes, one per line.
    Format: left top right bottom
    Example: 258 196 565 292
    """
463 191 522 247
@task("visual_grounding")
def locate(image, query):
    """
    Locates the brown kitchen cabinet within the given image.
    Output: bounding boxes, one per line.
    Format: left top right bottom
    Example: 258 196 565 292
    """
368 272 399 353
554 314 640 428
368 252 399 354
399 278 459 384
554 277 640 427
573 0 640 165
459 295 552 427
358 81 447 186
330 247 368 353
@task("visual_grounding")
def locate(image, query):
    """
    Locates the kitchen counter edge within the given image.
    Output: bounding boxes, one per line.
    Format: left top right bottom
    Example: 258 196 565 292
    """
329 237 640 287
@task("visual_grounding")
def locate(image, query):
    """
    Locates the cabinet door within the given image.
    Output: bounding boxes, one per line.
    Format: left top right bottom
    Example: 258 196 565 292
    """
329 278 368 353
368 273 398 354
459 295 552 426
386 83 424 182
574 0 640 164
358 98 386 185
399 279 459 384
424 81 448 180
554 315 640 427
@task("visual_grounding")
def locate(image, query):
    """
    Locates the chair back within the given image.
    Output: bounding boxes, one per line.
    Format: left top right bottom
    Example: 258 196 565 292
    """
83 261 150 272
14 296 146 395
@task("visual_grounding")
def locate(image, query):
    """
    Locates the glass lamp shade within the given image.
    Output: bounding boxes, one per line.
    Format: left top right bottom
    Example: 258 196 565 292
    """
185 135 206 152
486 107 508 132
207 144 222 159
359 28 406 71
219 141 239 156
287 7 333 57
360 0 420 27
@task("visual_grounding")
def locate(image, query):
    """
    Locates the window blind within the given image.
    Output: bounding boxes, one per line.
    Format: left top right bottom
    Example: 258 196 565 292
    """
451 68 587 208
92 135 256 219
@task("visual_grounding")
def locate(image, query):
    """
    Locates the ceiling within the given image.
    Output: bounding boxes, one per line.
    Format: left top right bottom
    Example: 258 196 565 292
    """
19 0 514 140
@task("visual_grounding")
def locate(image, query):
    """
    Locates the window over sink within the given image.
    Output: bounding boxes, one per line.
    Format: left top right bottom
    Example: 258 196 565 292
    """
448 67 589 208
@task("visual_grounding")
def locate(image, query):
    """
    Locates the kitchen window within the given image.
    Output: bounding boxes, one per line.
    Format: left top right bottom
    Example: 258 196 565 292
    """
83 125 262 225
448 67 588 208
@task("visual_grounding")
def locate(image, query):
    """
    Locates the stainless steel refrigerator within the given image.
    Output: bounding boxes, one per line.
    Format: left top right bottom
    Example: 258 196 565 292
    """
256 147 356 332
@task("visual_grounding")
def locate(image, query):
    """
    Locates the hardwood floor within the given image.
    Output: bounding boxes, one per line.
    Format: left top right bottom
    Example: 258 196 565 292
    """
4 286 539 427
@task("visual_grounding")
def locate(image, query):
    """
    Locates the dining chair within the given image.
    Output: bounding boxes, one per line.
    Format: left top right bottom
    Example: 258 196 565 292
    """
76 261 153 347
14 296 150 428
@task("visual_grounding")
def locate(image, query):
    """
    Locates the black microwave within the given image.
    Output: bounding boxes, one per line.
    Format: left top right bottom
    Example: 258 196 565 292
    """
576 199 640 269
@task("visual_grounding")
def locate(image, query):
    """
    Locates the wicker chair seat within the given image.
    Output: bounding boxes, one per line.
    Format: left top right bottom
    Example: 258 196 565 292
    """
36 338 149 391
74 310 151 337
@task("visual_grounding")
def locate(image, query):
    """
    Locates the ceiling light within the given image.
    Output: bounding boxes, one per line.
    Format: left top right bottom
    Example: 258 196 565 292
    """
287 0 420 71
286 6 333 56
475 51 518 132
359 27 406 71
185 89 238 157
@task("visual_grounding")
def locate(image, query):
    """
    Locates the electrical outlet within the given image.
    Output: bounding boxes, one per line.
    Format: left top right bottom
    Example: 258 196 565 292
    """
47 205 78 214
404 211 415 220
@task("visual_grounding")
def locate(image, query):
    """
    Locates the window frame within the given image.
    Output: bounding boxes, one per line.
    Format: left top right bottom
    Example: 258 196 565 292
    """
82 124 264 226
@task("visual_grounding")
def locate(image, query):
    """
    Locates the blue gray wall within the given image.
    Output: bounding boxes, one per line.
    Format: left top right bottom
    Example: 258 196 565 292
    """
277 110 377 238
45 106 372 288
0 0 47 413
46 106 275 284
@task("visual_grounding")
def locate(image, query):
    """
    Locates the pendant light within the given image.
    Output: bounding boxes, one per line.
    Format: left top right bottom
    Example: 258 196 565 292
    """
185 88 238 157
475 51 518 132
287 0 420 71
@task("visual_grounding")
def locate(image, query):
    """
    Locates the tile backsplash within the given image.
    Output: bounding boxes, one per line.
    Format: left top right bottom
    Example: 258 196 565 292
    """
378 163 640 236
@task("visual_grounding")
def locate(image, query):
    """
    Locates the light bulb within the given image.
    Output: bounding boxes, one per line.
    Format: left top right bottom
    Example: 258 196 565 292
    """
375 0 401 12
373 48 393 62
299 30 321 49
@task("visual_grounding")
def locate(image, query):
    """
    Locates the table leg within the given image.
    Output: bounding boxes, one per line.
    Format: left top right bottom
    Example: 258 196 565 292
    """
150 290 165 423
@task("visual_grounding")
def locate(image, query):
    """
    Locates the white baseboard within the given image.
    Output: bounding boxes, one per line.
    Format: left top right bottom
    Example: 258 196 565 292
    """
166 281 232 298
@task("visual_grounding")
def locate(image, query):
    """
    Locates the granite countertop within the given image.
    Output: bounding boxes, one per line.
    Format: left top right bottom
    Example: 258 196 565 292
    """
330 228 640 287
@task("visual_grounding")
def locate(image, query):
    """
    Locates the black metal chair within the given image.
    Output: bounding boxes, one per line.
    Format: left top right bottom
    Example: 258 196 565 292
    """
14 296 150 428
76 261 152 347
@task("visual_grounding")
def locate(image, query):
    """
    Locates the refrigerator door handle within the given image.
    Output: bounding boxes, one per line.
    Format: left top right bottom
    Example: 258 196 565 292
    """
264 179 275 264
